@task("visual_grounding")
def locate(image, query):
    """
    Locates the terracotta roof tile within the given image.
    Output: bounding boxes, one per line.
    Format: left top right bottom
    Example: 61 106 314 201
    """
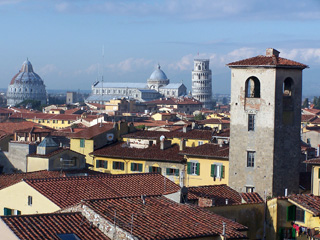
72 123 114 139
187 185 242 206
0 169 102 190
28 147 84 158
227 55 308 69
25 173 180 208
0 121 39 134
288 194 320 216
9 112 83 121
83 196 247 239
301 114 317 122
92 142 185 163
145 97 202 105
2 212 110 240
181 143 229 159
303 157 320 164
310 117 320 124
303 108 320 115
240 192 264 204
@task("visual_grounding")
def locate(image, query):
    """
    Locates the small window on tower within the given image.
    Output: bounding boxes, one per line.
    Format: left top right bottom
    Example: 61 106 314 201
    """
247 151 255 167
248 114 255 131
245 77 260 98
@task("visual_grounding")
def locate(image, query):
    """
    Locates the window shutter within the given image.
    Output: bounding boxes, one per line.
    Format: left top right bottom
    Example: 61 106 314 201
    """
286 205 296 221
158 167 161 174
113 161 116 169
17 210 21 215
149 166 153 173
104 161 108 169
131 163 134 171
196 163 200 176
4 208 11 216
166 168 170 175
121 162 124 170
96 160 99 168
318 168 320 179
187 162 191 174
221 165 224 178
175 169 179 176
138 164 143 172
211 164 216 177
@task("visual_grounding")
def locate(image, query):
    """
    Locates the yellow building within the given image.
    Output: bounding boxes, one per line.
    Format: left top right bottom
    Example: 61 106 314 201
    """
304 158 320 195
151 112 176 121
267 194 320 239
91 141 185 186
180 143 229 187
198 118 230 130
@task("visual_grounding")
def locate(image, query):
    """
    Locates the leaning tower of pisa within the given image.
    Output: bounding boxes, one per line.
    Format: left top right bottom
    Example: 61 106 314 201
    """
191 59 212 109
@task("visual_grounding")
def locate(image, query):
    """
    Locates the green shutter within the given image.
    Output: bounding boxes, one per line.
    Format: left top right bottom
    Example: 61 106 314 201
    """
279 227 284 240
138 164 143 172
318 168 320 179
196 163 200 176
187 162 191 174
149 166 153 173
157 167 161 174
80 139 85 148
113 161 116 169
121 162 124 170
292 228 296 238
4 208 12 216
104 161 108 169
287 205 296 221
166 168 170 175
131 163 134 171
221 165 224 178
211 164 216 177
175 169 179 176
17 210 21 215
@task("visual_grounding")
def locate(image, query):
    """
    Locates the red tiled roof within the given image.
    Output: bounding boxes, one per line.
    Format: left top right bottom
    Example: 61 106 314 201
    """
0 169 102 190
15 125 54 134
2 212 110 240
288 194 320 216
303 108 320 115
72 123 114 139
28 148 84 158
301 114 317 122
227 55 308 69
64 108 84 115
92 142 185 163
0 107 13 114
123 129 214 140
198 118 230 124
132 119 175 127
180 143 229 159
303 157 320 164
25 173 180 208
9 112 82 121
145 97 202 105
83 196 247 239
310 117 320 124
0 121 39 134
187 185 242 206
240 192 264 204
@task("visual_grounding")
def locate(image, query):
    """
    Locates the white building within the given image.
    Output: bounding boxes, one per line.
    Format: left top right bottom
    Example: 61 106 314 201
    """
7 60 47 106
191 59 212 109
86 64 187 104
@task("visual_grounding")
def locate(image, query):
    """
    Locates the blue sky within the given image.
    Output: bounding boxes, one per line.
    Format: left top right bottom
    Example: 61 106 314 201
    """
0 0 320 96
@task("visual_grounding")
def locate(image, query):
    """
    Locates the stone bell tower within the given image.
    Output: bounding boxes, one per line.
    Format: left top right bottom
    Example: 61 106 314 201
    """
227 48 308 197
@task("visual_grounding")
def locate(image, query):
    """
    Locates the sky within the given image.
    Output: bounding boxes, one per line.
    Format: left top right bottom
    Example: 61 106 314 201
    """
0 0 320 96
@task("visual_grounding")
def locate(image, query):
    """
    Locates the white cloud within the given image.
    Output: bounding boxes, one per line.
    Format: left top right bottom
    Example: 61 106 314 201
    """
280 48 320 64
107 58 153 72
0 0 22 6
38 64 58 75
168 54 194 71
55 2 69 13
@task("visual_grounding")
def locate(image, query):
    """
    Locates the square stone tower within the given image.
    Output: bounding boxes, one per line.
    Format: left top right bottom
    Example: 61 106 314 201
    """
227 48 308 197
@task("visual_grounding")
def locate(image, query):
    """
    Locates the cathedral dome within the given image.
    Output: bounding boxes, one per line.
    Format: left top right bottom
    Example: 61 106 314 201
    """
7 60 47 106
149 64 168 81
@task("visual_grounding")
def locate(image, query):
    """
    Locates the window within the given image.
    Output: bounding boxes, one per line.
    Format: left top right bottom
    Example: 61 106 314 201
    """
246 187 254 193
28 196 32 206
247 151 255 167
283 78 294 97
4 207 12 216
96 160 108 169
166 168 179 176
113 161 125 170
307 138 311 145
211 164 224 179
62 120 64 124
198 141 204 146
248 114 255 131
187 162 200 175
131 163 143 172
80 139 85 148
53 120 56 123
295 207 305 222
245 77 260 98
287 205 304 222
149 166 161 173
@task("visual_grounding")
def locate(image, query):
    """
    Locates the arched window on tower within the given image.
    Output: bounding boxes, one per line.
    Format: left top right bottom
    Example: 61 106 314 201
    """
282 77 294 125
283 78 294 97
245 77 260 98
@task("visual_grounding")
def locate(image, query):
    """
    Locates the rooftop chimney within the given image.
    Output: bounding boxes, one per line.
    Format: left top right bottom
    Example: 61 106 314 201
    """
266 48 280 57
160 139 171 150
179 138 185 151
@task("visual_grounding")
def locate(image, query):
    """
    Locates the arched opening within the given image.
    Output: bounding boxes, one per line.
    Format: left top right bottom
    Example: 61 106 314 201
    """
245 77 260 98
283 78 294 96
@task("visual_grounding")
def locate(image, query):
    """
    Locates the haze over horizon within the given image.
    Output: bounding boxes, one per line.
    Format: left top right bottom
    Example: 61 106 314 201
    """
1 0 320 96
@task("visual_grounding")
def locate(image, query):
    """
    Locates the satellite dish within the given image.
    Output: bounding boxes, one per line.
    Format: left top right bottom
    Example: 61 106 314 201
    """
106 133 114 141
160 135 165 142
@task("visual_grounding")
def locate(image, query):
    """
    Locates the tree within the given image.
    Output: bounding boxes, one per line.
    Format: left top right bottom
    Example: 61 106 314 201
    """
302 98 309 108
314 97 320 109
194 114 204 121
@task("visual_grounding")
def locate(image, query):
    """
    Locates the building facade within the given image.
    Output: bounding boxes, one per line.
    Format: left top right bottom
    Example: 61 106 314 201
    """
228 48 308 197
86 65 187 104
192 59 212 109
7 60 46 106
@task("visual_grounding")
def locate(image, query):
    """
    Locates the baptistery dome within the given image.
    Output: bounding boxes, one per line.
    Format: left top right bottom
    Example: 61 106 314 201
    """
7 60 47 106
147 64 169 91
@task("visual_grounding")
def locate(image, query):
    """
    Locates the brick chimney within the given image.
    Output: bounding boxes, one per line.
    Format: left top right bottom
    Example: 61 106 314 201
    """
266 48 280 57
160 139 171 150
